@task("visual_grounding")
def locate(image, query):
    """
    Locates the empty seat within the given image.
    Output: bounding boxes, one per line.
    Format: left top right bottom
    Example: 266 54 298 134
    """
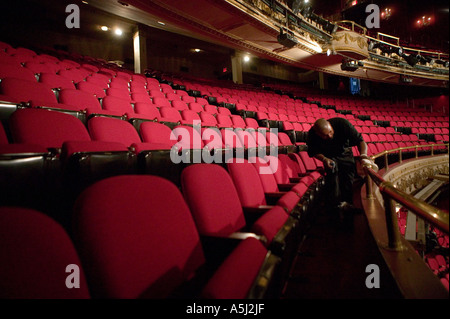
0 120 54 210
58 68 86 84
159 106 190 126
216 114 234 128
138 121 183 184
230 114 247 129
181 109 201 125
105 87 131 102
0 63 37 82
39 72 77 91
182 163 297 254
77 81 106 99
9 108 134 192
0 77 57 107
171 100 189 111
59 88 102 113
199 111 219 127
101 95 134 117
133 102 160 121
72 174 279 299
188 102 204 113
9 108 90 149
0 206 91 299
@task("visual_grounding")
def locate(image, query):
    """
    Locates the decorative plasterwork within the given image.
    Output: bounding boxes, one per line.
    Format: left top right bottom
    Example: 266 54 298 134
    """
331 31 369 60
374 155 449 204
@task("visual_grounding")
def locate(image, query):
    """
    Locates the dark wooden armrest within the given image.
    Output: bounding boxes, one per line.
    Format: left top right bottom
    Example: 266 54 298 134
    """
242 205 274 226
200 232 266 267
265 192 287 205
278 183 297 191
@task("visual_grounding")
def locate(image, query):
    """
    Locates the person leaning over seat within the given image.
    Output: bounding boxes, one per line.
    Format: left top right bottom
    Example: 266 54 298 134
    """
306 117 374 218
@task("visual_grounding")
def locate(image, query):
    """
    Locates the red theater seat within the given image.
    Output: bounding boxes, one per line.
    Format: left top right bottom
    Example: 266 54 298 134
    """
0 207 91 299
72 174 279 299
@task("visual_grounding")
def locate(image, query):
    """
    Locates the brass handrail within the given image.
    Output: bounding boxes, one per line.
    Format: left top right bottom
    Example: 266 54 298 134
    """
371 142 449 172
363 143 449 249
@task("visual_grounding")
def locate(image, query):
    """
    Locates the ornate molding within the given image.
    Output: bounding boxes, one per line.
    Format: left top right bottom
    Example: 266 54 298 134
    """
374 155 449 204
331 30 369 60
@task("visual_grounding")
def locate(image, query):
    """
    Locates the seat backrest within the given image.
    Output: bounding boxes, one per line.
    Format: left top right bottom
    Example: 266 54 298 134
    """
181 164 246 236
265 130 280 147
76 81 106 99
130 92 152 104
278 132 293 146
298 151 318 171
181 109 201 123
101 95 134 115
199 111 218 126
9 108 91 148
59 68 86 83
201 127 224 150
152 96 171 108
0 63 37 82
133 102 160 120
105 87 131 102
188 102 204 113
85 73 110 89
140 121 176 147
227 159 267 207
39 72 77 90
267 154 290 184
172 125 204 150
0 77 57 105
249 156 279 193
159 106 182 123
204 104 218 114
250 130 268 147
59 88 102 111
72 175 205 298
88 116 141 146
216 114 233 127
171 100 188 111
244 117 260 130
235 129 257 149
221 128 244 149
0 207 90 299
230 115 246 129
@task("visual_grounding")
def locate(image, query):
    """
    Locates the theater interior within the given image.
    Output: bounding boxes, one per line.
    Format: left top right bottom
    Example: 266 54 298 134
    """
0 0 448 305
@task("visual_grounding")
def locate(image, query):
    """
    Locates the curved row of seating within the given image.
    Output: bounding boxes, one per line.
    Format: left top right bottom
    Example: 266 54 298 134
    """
0 40 448 298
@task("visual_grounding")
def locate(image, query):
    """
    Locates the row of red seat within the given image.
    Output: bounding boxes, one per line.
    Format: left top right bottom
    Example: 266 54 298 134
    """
0 109 327 298
397 208 449 291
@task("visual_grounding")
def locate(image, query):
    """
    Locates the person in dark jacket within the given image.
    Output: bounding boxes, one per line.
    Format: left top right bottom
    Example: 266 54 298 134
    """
306 117 371 218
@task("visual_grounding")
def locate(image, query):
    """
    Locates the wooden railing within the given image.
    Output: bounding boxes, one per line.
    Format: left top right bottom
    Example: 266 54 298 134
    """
361 143 449 298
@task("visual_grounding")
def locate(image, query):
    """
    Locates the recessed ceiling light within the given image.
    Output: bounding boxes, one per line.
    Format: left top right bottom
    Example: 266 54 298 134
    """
194 48 201 52
115 28 123 36
157 21 166 25
100 26 109 31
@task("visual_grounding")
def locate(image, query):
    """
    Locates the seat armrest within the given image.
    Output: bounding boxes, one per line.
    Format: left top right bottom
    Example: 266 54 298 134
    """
243 205 274 226
200 232 266 268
